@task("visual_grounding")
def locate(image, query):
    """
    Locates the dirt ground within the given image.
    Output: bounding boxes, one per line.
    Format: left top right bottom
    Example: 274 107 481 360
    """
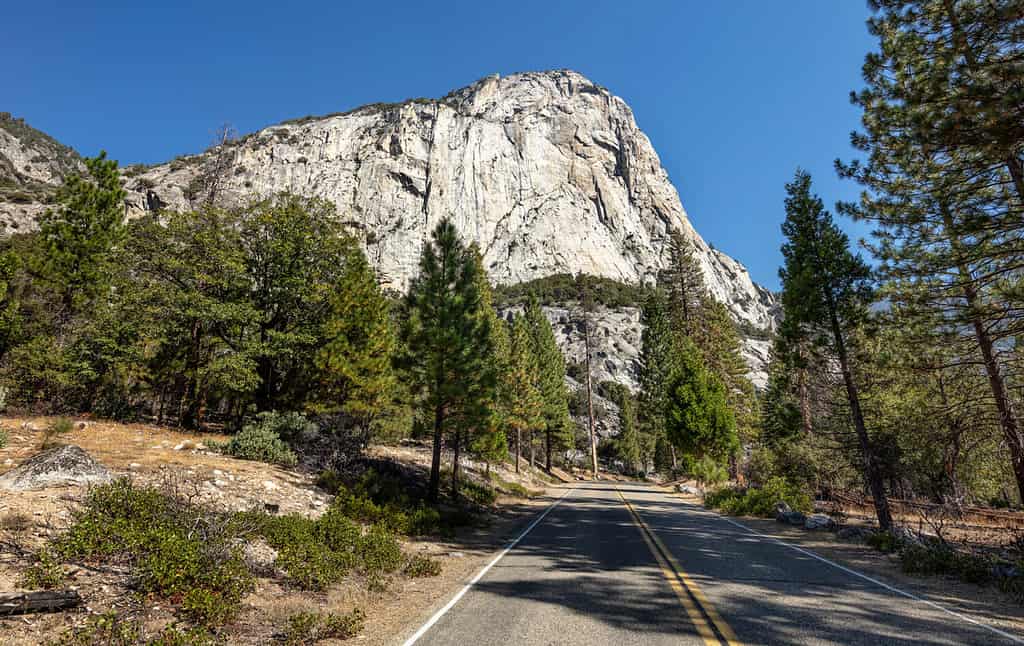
0 416 561 645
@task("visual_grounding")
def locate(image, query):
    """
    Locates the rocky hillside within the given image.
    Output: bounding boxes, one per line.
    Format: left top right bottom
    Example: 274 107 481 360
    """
0 70 778 385
0 113 82 230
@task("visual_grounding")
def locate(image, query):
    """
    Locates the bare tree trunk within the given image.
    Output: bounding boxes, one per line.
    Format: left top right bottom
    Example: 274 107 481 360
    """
584 314 599 480
529 429 535 468
428 405 444 503
545 428 552 471
827 304 893 531
515 427 521 473
452 427 461 500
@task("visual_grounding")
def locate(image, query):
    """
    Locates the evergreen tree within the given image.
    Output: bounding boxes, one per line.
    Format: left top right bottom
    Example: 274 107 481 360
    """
664 336 737 462
469 247 510 471
524 295 572 470
238 194 357 412
507 313 544 473
659 232 707 338
314 248 399 439
838 0 1024 500
403 219 496 501
779 169 893 530
33 152 125 315
638 288 676 469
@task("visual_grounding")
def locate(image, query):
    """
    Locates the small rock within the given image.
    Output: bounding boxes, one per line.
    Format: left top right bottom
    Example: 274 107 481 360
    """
677 484 702 496
804 514 834 531
263 480 278 490
449 551 465 558
243 539 279 575
0 445 113 491
213 469 223 476
128 463 141 470
173 443 185 451
263 503 280 514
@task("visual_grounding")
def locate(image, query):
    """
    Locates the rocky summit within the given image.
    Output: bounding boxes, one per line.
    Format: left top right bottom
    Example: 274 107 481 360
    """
0 70 778 386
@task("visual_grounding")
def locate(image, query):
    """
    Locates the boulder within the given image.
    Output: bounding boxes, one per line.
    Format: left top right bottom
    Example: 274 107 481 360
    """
804 513 835 531
677 484 702 496
784 511 806 526
774 501 793 522
0 445 112 491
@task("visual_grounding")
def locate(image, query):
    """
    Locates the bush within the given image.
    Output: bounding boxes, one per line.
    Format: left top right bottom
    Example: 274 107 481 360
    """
704 477 812 517
213 414 299 467
53 478 253 626
0 427 7 448
283 609 365 645
404 554 442 578
48 612 140 646
20 549 66 589
899 542 993 585
691 456 728 489
458 477 497 506
866 531 898 553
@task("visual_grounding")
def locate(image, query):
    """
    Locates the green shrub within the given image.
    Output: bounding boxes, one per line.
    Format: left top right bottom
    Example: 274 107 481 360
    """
458 478 497 506
0 427 7 448
283 608 365 645
357 524 403 576
899 542 993 585
20 549 66 589
866 531 898 553
52 478 253 627
213 417 298 467
405 554 442 578
147 625 218 646
691 456 728 489
48 612 140 646
50 417 74 434
704 477 812 517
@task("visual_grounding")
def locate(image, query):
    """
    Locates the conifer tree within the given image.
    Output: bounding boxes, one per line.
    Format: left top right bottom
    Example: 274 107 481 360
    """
524 294 572 470
664 336 737 462
403 219 496 501
638 288 677 468
469 248 510 471
507 313 543 473
779 169 893 530
315 248 398 439
34 152 125 315
659 232 707 338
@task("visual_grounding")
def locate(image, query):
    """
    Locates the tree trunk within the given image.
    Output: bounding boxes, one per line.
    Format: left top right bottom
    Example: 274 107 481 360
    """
939 204 1024 501
545 428 552 471
515 427 521 473
529 429 535 468
584 314 599 480
827 305 893 531
0 590 82 616
452 427 461 500
428 405 444 503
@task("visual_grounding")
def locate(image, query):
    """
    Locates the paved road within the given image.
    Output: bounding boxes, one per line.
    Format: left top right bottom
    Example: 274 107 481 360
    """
405 482 1023 646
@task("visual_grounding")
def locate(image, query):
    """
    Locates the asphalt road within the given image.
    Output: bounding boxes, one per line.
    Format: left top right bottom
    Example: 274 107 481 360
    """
405 482 1023 646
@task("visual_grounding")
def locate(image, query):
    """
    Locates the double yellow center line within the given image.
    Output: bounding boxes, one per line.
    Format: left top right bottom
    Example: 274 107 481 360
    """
616 486 741 646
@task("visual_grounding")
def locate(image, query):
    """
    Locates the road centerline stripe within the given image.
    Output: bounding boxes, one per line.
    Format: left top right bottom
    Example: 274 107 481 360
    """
400 485 574 646
617 486 740 646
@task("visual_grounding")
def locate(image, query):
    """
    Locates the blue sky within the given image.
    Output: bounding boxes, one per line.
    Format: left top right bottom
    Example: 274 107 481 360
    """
5 1 875 290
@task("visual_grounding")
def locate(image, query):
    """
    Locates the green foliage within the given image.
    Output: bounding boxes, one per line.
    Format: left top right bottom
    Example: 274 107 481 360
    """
404 554 442 578
20 549 66 589
899 542 993 586
53 478 253 627
48 612 140 646
283 609 365 645
456 477 498 507
402 219 497 501
493 273 650 309
505 314 543 465
866 531 897 553
704 477 812 517
690 455 728 489
664 336 737 461
0 427 7 449
49 417 74 434
212 414 298 467
524 295 573 468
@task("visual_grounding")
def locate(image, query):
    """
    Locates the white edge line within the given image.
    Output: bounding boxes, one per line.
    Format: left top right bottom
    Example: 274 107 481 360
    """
707 509 1024 644
400 485 575 646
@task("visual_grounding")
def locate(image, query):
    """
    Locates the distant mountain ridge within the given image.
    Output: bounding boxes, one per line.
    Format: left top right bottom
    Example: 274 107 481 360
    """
0 70 778 386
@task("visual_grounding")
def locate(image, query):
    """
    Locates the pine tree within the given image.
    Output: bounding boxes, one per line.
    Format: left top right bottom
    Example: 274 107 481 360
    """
314 248 399 439
659 232 707 338
663 336 737 462
34 152 125 315
403 219 496 501
469 247 510 472
638 288 677 469
779 169 893 531
838 0 1024 501
524 295 572 470
507 314 543 473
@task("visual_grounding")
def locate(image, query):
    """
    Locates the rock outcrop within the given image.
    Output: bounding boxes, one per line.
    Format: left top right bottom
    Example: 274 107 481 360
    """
0 445 112 491
0 112 82 229
0 70 778 384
